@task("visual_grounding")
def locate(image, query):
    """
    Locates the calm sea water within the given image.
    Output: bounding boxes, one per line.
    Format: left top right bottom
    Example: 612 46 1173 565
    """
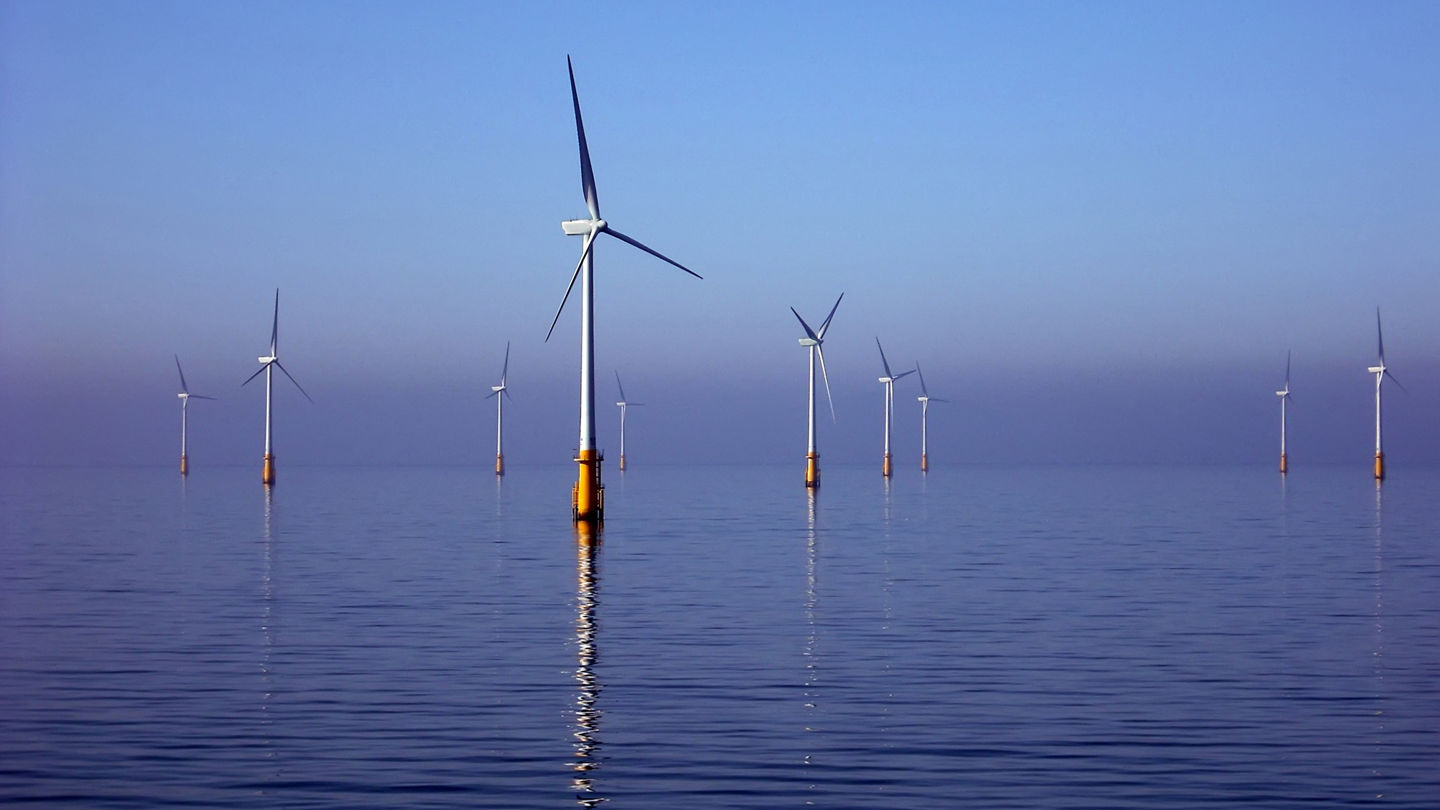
2 463 1438 808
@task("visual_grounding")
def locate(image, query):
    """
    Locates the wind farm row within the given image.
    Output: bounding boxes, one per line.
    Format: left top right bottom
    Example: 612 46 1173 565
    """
170 57 1419 525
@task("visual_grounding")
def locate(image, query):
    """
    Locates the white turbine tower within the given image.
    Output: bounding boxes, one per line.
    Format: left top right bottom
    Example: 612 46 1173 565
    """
1275 350 1292 474
486 341 512 476
241 289 311 485
174 355 215 476
1368 308 1405 480
546 56 701 523
791 294 842 488
915 361 947 472
875 338 914 478
614 371 643 472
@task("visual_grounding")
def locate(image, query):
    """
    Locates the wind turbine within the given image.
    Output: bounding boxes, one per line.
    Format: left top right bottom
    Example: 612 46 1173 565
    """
791 294 842 488
547 56 701 523
486 341 512 476
614 372 643 472
915 361 947 472
1275 350 1292 474
241 289 312 485
174 355 215 476
875 338 915 478
1368 308 1405 480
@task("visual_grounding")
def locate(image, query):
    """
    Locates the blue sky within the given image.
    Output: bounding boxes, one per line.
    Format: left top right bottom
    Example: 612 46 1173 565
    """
2 1 1438 468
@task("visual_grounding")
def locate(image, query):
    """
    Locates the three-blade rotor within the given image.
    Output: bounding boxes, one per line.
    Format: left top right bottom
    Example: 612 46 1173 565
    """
545 57 702 343
242 289 313 402
1276 350 1292 402
175 355 216 400
875 338 915 383
487 341 513 400
615 371 643 407
792 293 843 423
915 362 947 402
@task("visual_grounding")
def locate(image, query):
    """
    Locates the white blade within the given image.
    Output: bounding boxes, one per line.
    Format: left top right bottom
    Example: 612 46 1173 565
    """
568 56 600 220
875 337 894 379
815 344 837 424
615 370 627 403
500 341 510 385
174 354 190 394
1376 307 1385 364
189 394 217 401
241 362 270 387
1385 368 1407 394
270 289 280 356
1284 350 1291 388
790 307 819 341
817 293 843 339
606 227 702 279
893 368 916 381
545 231 595 342
916 362 930 398
273 360 313 403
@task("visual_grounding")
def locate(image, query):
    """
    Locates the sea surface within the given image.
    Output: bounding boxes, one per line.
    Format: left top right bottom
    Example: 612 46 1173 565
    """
2 463 1438 808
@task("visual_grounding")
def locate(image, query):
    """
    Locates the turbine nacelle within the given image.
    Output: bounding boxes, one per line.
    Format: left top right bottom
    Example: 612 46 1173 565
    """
562 218 602 236
878 376 893 384
1368 365 1384 374
798 337 819 347
259 355 276 364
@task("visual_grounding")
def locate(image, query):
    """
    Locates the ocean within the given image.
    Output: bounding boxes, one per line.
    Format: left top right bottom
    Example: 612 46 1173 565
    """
2 463 1437 808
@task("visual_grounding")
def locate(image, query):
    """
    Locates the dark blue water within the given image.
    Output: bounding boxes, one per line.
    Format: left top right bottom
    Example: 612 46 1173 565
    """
2 464 1438 807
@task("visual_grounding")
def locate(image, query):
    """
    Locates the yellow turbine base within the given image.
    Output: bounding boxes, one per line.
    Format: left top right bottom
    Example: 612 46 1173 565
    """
1279 453 1287 474
921 453 928 472
619 454 627 472
805 452 820 488
1374 451 1384 481
262 454 275 486
573 448 604 523
495 453 505 476
882 453 893 478
180 454 189 476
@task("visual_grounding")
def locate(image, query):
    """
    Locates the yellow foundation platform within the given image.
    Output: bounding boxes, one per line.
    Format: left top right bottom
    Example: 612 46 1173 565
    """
1374 451 1384 481
572 448 604 523
920 453 928 472
180 454 189 476
262 454 275 486
618 454 627 472
1279 452 1287 474
495 453 505 476
882 452 893 477
805 452 819 488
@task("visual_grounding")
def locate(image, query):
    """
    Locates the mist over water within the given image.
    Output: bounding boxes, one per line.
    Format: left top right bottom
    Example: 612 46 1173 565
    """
3 464 1438 807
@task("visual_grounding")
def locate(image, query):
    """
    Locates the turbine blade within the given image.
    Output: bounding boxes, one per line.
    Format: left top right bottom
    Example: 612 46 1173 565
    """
546 232 595 342
916 362 930 398
931 397 950 403
817 293 844 339
894 368 916 381
504 388 513 402
1386 369 1408 394
241 363 269 387
501 341 510 385
485 389 499 400
568 56 600 220
816 344 837 424
876 337 893 378
1284 350 1291 387
174 354 189 394
271 289 280 355
615 370 627 402
605 227 702 279
629 402 644 406
190 394 217 401
273 360 313 403
1376 307 1384 363
790 307 819 341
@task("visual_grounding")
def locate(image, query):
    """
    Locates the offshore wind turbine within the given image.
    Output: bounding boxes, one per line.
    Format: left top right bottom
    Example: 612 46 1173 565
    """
486 341 512 476
614 372 643 472
791 294 842 488
1368 308 1405 480
875 338 914 477
915 361 947 472
241 289 312 486
174 355 215 476
1275 351 1292 474
547 56 701 523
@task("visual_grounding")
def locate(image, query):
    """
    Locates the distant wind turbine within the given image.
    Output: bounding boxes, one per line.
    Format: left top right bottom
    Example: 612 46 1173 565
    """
875 338 914 478
486 341 512 476
915 361 947 472
1275 351 1292 474
614 372 643 472
791 294 842 488
174 355 215 476
547 56 701 523
1368 308 1405 480
241 289 311 486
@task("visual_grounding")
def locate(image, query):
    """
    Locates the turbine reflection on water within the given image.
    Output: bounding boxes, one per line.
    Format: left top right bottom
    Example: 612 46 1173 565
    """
802 490 819 779
571 527 604 806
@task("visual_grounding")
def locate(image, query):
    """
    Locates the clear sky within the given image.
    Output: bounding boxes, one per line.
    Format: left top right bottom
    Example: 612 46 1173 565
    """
2 0 1438 468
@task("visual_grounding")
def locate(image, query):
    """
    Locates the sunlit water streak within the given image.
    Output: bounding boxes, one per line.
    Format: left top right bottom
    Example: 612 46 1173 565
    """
2 464 1438 807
